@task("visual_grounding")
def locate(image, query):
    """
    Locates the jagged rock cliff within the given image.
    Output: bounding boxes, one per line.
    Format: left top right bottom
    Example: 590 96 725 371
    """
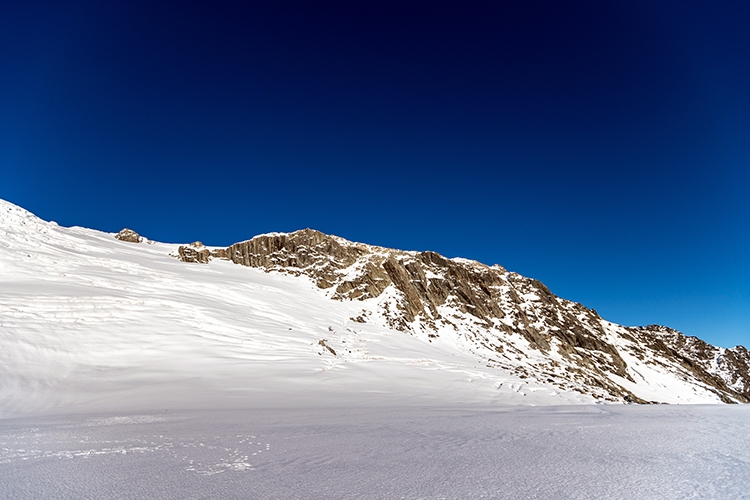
178 229 750 404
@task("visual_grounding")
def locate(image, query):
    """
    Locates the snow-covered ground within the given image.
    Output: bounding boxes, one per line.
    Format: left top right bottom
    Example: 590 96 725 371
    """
3 405 750 499
0 198 591 418
3 198 750 498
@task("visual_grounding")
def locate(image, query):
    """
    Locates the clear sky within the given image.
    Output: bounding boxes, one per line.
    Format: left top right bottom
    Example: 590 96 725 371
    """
1 1 748 348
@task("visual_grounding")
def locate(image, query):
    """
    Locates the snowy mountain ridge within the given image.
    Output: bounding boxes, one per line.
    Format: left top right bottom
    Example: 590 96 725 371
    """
177 228 750 404
1 198 748 417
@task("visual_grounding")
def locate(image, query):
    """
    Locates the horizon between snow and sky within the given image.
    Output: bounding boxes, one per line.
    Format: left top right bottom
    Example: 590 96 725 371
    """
0 1 747 348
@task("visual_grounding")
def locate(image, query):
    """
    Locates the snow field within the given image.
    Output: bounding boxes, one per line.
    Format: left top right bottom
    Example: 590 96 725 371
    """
2 405 750 499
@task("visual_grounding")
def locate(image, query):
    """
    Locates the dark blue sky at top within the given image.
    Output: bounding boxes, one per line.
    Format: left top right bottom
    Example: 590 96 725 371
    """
1 1 748 347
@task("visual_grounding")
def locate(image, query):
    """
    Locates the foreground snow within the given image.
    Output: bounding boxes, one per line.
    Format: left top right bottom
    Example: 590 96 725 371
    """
3 405 750 499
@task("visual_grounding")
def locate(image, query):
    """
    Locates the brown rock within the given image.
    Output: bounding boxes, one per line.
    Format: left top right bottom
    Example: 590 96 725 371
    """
178 244 211 264
115 228 142 243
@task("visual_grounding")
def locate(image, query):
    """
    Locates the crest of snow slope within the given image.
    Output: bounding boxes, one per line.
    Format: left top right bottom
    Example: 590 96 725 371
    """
0 199 594 417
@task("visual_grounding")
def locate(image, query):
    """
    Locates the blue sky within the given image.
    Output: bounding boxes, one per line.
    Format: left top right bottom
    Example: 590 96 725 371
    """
1 1 748 348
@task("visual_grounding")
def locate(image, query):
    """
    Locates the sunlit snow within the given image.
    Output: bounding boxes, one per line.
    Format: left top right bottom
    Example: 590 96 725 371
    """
1 199 749 499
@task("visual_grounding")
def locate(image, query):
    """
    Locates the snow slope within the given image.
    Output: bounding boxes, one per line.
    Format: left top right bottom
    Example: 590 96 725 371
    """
196 228 745 404
0 199 591 417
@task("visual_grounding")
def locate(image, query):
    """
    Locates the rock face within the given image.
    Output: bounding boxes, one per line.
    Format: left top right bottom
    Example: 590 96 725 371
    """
177 241 228 263
115 228 142 243
636 325 750 402
178 228 750 404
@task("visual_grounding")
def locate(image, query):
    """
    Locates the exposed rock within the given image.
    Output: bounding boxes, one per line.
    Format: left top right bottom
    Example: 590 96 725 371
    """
226 229 367 288
115 228 142 243
318 339 337 356
632 325 750 403
175 228 750 404
178 244 211 264
177 242 228 264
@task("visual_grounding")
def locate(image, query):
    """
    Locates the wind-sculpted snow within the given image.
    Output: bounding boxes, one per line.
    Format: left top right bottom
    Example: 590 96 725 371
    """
2 405 750 499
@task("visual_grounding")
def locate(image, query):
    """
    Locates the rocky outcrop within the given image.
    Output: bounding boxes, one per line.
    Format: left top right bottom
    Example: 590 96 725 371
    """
633 325 750 402
218 231 638 397
226 230 368 288
115 228 142 243
176 228 749 404
177 242 227 264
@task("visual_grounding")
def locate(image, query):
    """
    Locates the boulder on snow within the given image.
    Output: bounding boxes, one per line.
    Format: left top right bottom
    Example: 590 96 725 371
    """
115 228 143 243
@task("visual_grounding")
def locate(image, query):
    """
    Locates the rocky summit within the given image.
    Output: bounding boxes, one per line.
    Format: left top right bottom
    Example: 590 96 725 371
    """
178 229 750 404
